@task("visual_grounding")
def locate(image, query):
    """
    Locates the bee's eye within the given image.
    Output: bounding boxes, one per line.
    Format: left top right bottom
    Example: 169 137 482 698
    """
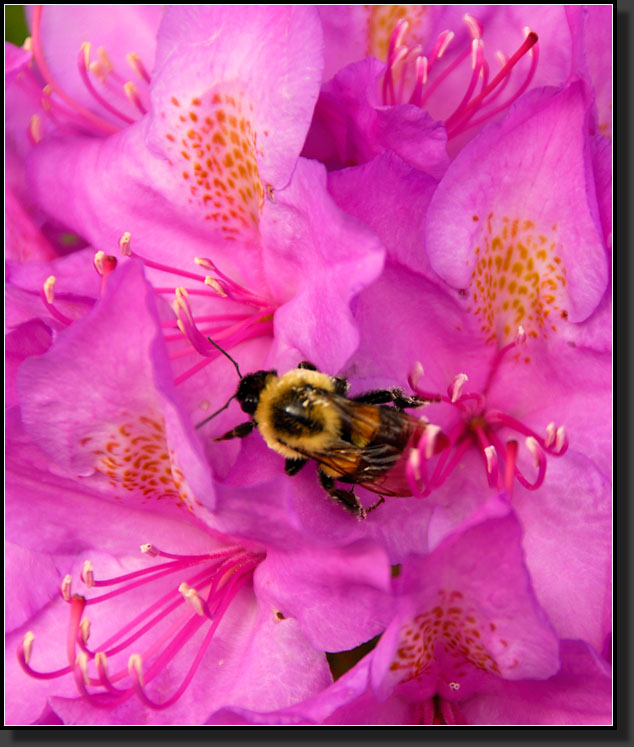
240 395 259 415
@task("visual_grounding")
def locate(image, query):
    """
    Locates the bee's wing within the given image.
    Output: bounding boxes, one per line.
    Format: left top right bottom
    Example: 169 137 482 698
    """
296 395 426 497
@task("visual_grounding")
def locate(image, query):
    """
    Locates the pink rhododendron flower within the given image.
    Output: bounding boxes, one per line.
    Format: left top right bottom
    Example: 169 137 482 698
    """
6 263 394 724
6 3 612 727
307 5 609 170
204 496 612 725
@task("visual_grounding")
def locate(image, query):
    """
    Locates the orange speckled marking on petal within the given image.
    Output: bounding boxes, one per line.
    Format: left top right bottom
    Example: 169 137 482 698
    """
163 85 264 238
389 589 503 682
85 413 201 513
468 214 569 346
365 4 428 60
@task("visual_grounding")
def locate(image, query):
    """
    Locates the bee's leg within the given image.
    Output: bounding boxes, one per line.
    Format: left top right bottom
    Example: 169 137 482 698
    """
353 387 427 410
215 421 255 441
298 361 349 395
318 471 367 519
285 457 308 476
366 496 386 515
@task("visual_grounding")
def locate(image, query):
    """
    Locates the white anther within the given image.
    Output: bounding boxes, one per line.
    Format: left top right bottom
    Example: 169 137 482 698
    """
128 653 144 685
119 232 132 255
97 46 114 73
416 55 428 86
95 651 108 676
126 52 144 77
266 183 276 202
544 422 556 448
496 51 507 68
409 447 421 482
515 325 527 345
123 81 139 104
437 30 454 59
410 361 425 389
79 618 91 644
60 574 72 602
525 436 541 468
140 543 159 557
179 582 205 616
204 276 228 297
194 257 216 271
471 39 480 70
449 681 461 691
22 632 35 663
555 426 566 452
75 650 90 684
93 251 105 275
81 560 94 588
80 41 91 68
463 13 482 39
423 424 441 460
484 445 497 474
43 276 56 304
450 373 469 403
29 114 42 143
22 36 33 52
88 60 108 81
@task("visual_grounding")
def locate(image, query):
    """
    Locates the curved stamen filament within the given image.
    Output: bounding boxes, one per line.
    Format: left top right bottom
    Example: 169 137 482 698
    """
78 43 135 125
446 31 539 136
30 6 118 135
20 544 264 711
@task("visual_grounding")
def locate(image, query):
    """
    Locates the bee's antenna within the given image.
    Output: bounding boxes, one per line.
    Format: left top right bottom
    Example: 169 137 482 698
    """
207 337 242 379
195 394 237 430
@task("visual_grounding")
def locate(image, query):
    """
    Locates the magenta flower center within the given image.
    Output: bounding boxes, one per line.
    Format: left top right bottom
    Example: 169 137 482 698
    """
406 331 568 496
382 14 539 140
18 543 264 710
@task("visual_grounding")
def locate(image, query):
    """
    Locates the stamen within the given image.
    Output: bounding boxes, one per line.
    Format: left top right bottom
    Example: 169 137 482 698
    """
449 373 469 403
23 631 35 664
555 426 567 454
19 542 265 711
484 444 499 483
28 114 42 144
178 582 209 618
447 30 539 137
126 52 151 84
205 276 229 298
78 44 136 124
41 276 73 326
79 618 91 644
93 251 118 296
119 231 132 256
60 574 72 602
123 81 147 115
81 561 95 588
30 6 118 135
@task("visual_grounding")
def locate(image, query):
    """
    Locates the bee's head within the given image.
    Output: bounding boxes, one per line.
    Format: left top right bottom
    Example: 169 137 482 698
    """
236 370 277 414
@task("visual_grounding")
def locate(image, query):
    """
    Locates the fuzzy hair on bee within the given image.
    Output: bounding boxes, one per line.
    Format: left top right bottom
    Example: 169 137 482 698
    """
197 341 440 519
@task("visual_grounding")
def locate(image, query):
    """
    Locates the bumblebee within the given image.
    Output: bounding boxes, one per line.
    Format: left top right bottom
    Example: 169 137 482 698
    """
198 345 438 518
